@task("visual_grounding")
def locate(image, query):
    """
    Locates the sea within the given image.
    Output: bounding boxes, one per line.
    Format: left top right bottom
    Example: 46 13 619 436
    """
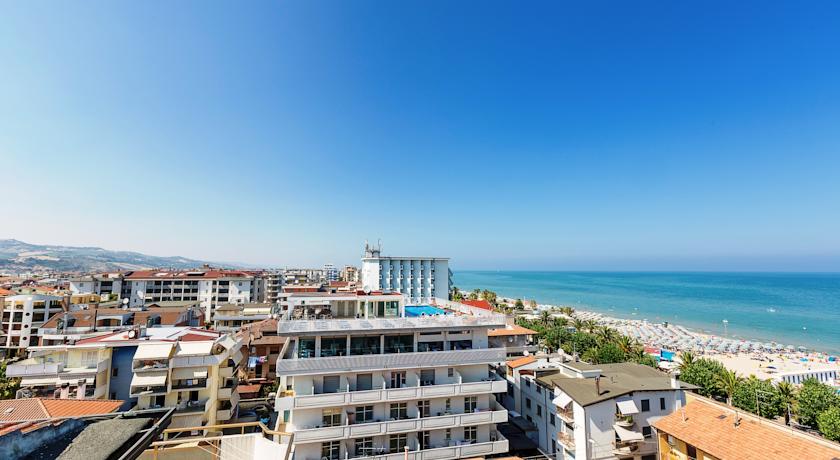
452 271 840 354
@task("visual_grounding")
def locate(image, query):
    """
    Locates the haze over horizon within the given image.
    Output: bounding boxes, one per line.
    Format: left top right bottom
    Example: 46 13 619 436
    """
3 2 840 271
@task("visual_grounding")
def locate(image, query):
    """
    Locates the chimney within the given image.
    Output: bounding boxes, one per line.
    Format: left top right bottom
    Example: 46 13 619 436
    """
670 371 680 389
595 376 601 395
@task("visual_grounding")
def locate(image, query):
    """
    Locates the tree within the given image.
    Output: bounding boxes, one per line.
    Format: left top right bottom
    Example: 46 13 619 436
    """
469 289 480 300
716 369 742 406
732 376 784 418
817 406 840 441
451 287 463 302
634 353 659 368
678 351 696 374
776 381 797 425
584 320 598 334
529 299 538 310
539 310 552 326
797 378 840 428
591 342 626 364
0 361 20 400
571 318 586 332
560 306 575 317
679 358 726 398
551 316 569 329
514 298 525 309
481 290 498 306
596 326 619 344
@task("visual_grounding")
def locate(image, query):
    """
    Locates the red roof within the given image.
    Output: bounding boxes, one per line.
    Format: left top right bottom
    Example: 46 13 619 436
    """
0 398 122 422
462 299 493 311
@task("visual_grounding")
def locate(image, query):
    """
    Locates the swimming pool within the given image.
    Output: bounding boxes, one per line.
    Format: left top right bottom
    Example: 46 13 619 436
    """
405 305 450 317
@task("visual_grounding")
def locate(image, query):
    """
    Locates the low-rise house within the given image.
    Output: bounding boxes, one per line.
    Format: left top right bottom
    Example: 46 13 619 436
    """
653 395 840 460
489 323 538 357
212 302 272 333
539 362 694 460
239 318 285 382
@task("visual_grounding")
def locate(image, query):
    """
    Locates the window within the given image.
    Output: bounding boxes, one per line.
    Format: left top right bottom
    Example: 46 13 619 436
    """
686 445 697 459
464 426 477 444
641 399 650 412
444 429 452 444
660 397 666 411
355 405 373 423
112 367 119 377
357 373 373 391
550 414 555 426
419 430 430 449
642 426 652 438
526 415 533 423
537 405 542 417
322 441 340 460
536 385 542 394
445 398 451 412
526 398 532 409
390 402 408 420
323 408 342 427
525 379 531 387
355 437 373 456
447 367 454 378
418 400 430 417
465 396 477 413
389 434 407 453
390 371 406 389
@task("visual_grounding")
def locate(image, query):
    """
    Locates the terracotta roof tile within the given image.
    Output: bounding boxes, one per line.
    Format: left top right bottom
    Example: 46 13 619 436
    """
461 300 493 311
489 324 538 337
653 399 840 460
0 399 122 422
507 356 537 368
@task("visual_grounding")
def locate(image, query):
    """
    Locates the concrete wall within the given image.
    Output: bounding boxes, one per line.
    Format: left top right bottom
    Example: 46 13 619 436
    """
112 345 137 408
0 418 85 459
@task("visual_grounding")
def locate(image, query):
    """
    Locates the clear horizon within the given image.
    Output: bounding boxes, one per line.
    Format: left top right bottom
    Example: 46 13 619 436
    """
3 2 840 271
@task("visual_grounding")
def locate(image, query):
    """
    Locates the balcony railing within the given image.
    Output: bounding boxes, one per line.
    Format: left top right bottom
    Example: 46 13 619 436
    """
131 385 168 397
558 431 575 450
557 407 574 423
276 348 507 376
277 378 506 410
133 360 170 372
277 314 507 336
171 379 209 391
292 405 507 444
173 399 211 415
313 432 508 460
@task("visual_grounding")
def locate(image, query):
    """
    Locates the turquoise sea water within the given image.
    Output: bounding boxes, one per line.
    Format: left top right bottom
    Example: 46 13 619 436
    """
453 271 840 354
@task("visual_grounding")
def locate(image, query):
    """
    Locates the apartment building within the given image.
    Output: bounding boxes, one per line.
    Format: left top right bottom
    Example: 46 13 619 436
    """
274 297 510 460
240 318 285 382
489 323 539 357
69 273 125 298
653 395 840 460
539 362 693 460
7 326 243 427
265 270 284 304
360 243 451 304
282 268 326 286
324 264 339 282
123 269 255 320
341 265 359 283
0 294 64 353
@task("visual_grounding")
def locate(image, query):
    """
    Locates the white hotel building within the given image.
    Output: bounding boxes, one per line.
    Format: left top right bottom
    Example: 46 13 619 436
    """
361 244 451 304
274 293 509 460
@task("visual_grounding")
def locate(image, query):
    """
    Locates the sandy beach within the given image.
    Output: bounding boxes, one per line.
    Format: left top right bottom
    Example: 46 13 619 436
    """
512 300 840 382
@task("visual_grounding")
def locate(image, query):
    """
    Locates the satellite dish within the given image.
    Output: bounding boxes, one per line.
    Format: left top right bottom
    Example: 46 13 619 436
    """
137 290 144 299
364 287 371 295
122 298 129 305
128 330 137 339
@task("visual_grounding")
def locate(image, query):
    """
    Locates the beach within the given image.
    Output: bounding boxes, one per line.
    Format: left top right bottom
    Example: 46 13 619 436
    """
514 302 840 381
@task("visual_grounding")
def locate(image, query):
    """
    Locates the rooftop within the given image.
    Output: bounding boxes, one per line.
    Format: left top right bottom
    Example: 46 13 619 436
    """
489 324 538 337
653 398 840 460
0 399 123 424
124 269 252 280
507 356 537 369
277 313 506 335
461 299 493 311
536 362 696 407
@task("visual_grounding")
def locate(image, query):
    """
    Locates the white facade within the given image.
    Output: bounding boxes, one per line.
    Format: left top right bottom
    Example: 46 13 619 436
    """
69 274 124 297
324 264 339 282
124 272 254 321
274 298 509 460
1 294 64 351
361 244 451 304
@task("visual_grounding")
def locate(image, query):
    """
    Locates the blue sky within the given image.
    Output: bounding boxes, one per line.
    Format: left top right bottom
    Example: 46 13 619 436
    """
2 1 840 270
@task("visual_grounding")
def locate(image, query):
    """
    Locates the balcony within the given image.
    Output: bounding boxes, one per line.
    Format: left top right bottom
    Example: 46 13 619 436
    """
132 359 169 373
557 406 574 423
6 362 64 377
276 348 507 377
319 432 508 460
292 405 507 444
130 385 168 397
277 314 507 336
218 380 238 399
278 378 506 410
171 378 209 391
557 431 575 450
171 355 223 368
173 398 211 415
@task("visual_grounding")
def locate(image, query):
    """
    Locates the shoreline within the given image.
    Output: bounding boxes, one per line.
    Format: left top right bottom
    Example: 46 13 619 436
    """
500 297 840 382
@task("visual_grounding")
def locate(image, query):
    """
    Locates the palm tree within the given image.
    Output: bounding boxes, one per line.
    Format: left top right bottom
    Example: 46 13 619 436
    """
678 351 696 373
571 318 586 332
539 310 552 326
584 320 598 334
597 326 618 344
552 316 569 329
776 381 797 425
715 369 742 406
616 335 635 354
560 306 575 317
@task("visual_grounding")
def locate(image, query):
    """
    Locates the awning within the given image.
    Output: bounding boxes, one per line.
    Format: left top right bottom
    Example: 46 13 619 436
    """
176 342 214 356
134 343 174 360
614 424 644 442
616 398 639 415
21 377 59 386
232 350 244 365
130 371 168 387
172 368 208 380
552 393 573 408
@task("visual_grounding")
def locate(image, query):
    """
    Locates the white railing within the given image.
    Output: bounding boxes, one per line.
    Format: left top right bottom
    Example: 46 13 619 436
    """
292 408 508 444
7 362 64 376
277 314 506 335
318 432 508 460
171 354 223 368
275 348 507 376
278 378 506 410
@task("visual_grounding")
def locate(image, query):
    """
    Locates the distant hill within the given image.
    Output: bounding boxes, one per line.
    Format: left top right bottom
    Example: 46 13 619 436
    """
0 239 235 273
